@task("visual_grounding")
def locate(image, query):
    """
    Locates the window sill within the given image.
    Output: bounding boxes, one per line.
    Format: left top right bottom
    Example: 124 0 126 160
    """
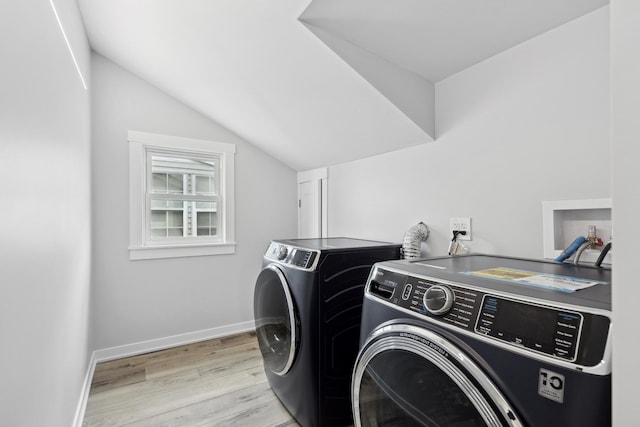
129 242 236 260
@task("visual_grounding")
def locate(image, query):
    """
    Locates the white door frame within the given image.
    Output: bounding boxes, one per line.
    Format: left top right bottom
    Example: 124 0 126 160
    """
297 168 328 238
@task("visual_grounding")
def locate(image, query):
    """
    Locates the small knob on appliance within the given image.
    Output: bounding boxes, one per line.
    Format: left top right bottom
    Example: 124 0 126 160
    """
277 245 288 260
423 285 454 315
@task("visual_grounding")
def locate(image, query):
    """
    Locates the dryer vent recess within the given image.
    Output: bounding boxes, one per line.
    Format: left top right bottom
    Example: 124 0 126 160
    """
369 280 394 299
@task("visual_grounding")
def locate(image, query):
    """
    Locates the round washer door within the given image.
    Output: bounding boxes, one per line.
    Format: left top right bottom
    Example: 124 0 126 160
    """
352 324 522 427
253 264 298 376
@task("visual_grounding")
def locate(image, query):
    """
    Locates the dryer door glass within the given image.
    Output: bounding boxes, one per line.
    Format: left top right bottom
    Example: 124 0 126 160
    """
254 265 297 376
357 349 490 426
352 326 519 427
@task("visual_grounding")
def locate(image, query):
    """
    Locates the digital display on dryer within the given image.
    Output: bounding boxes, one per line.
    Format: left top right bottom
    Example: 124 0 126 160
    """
475 296 583 361
291 249 315 268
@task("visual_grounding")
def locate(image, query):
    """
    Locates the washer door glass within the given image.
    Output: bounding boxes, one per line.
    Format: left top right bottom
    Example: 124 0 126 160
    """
352 325 521 427
254 264 297 376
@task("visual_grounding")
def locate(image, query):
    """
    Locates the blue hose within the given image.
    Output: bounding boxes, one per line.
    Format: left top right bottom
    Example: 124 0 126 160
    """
555 236 587 262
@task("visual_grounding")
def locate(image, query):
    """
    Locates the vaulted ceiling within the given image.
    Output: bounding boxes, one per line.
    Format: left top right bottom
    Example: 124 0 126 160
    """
78 0 608 171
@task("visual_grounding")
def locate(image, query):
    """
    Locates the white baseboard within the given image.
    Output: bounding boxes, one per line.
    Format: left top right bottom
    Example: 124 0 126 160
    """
73 352 97 427
93 320 256 362
73 321 256 427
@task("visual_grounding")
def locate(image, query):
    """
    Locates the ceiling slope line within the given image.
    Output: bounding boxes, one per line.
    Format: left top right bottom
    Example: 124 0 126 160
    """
300 19 436 141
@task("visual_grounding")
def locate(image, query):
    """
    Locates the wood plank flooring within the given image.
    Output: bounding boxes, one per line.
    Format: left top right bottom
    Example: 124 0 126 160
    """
83 331 300 426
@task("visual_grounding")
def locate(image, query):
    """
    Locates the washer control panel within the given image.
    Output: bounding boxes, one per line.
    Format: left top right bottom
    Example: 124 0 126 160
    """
265 242 318 270
367 266 609 367
476 295 582 361
370 270 481 331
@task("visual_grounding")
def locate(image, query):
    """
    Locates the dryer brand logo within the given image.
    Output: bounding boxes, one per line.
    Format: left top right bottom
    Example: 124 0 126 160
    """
538 368 565 403
400 333 449 358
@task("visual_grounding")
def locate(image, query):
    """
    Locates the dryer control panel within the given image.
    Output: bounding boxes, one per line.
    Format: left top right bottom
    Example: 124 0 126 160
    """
367 266 610 368
265 242 319 270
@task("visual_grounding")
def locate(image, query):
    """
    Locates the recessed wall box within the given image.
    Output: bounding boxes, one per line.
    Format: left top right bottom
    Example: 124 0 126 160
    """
542 198 612 265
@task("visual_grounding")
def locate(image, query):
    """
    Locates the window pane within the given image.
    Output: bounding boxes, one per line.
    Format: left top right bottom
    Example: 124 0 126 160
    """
151 155 216 195
150 228 166 238
151 211 167 227
147 152 221 241
196 201 217 210
151 172 183 194
197 212 211 227
197 211 218 236
167 227 183 237
150 210 184 238
195 175 212 195
167 174 183 193
167 211 183 227
197 227 217 236
199 212 218 225
152 173 167 192
195 174 216 196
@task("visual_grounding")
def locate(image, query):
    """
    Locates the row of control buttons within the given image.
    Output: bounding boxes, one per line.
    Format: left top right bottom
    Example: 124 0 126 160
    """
401 281 457 316
267 244 316 269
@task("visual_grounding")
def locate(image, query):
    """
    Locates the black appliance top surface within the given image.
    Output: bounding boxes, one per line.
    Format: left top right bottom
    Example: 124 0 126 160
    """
378 254 611 310
273 237 400 251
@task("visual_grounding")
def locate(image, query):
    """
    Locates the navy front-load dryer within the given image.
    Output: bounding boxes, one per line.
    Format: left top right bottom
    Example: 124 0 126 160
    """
352 254 612 427
254 238 401 427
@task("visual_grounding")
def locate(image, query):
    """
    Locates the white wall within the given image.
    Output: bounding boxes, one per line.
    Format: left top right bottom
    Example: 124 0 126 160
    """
328 7 610 259
303 23 436 139
611 1 640 425
90 53 297 351
0 0 91 426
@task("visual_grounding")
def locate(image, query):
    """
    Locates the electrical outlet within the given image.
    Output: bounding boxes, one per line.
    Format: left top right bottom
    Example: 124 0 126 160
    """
450 217 471 241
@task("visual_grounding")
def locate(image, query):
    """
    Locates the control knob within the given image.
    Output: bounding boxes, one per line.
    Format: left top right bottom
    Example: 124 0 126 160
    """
277 245 289 260
423 285 454 315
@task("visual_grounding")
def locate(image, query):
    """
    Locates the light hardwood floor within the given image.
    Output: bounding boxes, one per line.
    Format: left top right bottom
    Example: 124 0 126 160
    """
83 331 299 426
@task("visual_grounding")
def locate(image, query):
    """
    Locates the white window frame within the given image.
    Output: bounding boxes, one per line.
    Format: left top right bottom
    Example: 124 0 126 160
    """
129 131 236 260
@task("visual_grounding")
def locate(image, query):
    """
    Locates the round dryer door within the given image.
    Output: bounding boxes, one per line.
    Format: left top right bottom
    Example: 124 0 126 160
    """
254 264 298 376
352 324 522 427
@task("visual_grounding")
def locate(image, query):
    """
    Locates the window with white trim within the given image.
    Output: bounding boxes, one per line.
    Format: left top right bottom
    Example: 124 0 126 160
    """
129 131 235 260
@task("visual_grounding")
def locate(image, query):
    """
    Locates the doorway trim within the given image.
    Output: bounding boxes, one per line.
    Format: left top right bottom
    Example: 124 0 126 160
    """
297 168 328 238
